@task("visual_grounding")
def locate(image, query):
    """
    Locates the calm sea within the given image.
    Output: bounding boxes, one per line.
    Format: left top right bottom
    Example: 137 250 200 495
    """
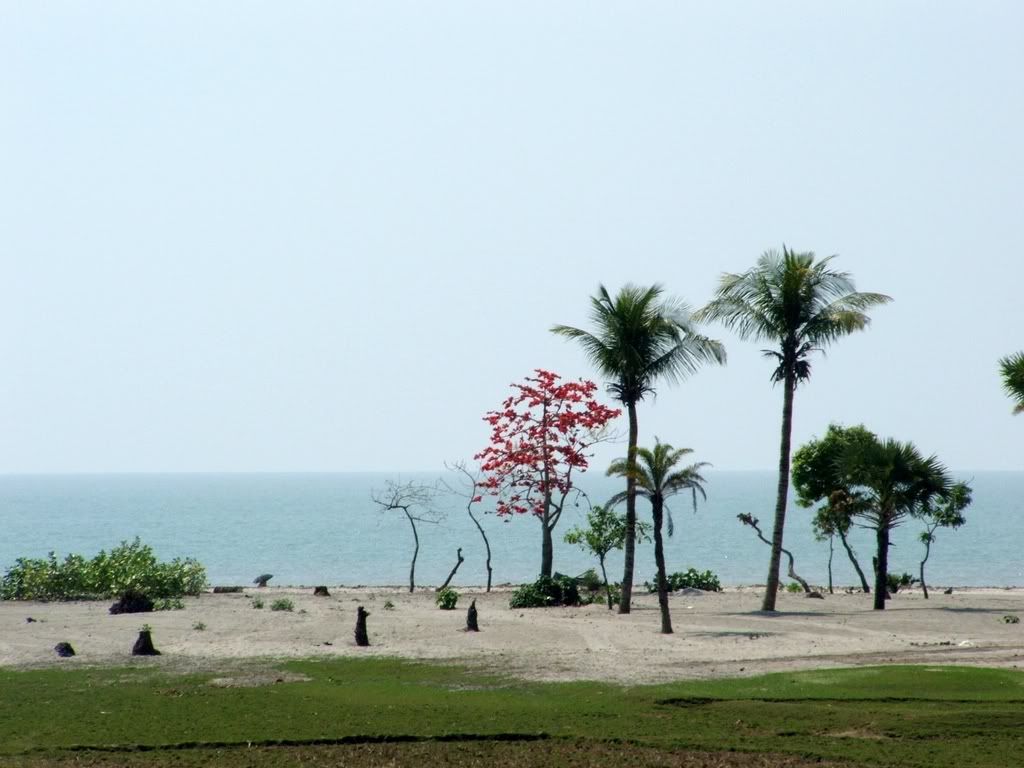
1 472 1021 589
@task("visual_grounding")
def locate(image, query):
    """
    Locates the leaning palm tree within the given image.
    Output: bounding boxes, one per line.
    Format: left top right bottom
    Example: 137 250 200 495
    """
1000 352 1024 415
696 248 890 611
607 440 708 634
552 285 725 614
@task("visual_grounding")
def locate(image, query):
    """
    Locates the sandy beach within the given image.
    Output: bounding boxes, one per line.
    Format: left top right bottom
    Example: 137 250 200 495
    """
2 586 1023 684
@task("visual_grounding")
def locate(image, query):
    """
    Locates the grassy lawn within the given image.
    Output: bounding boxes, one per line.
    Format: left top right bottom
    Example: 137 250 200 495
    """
2 660 1023 767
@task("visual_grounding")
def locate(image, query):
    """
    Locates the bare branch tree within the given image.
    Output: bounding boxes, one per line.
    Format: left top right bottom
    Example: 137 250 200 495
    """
371 480 443 593
738 513 812 594
443 461 493 592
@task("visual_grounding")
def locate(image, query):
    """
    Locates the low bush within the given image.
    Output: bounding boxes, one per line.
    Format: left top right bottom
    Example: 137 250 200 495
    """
154 597 185 611
646 568 722 593
509 574 582 609
436 588 458 610
786 582 803 593
887 572 917 593
0 538 207 601
251 597 265 609
270 598 294 612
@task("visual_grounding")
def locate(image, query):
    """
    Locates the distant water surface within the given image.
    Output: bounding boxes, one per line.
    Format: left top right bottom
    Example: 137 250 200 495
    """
1 472 1021 588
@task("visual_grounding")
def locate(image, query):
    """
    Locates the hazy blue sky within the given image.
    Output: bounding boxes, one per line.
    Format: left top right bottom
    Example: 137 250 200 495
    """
2 2 1021 473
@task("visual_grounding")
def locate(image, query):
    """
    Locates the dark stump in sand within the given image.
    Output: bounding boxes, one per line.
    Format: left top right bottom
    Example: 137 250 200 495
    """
213 586 243 594
253 574 273 588
132 630 160 656
354 606 370 646
109 590 154 615
313 586 330 597
54 642 75 658
466 599 479 632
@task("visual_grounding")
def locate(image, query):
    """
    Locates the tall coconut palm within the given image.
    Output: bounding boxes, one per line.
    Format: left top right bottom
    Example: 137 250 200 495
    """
1000 352 1024 414
552 285 725 614
696 248 890 611
607 440 708 634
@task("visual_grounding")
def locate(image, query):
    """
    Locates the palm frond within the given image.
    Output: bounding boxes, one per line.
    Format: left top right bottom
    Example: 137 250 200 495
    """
999 352 1024 415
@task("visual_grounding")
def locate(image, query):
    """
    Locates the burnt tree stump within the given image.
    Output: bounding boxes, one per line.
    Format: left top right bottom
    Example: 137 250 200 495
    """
313 586 330 597
109 590 154 615
354 606 370 646
132 630 161 656
213 586 243 594
466 599 479 632
54 642 76 658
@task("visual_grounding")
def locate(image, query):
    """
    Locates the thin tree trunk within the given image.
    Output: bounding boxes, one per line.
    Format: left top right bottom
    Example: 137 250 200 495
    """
762 373 796 611
653 500 673 634
619 401 639 614
920 534 933 600
599 556 613 610
405 510 419 594
838 529 870 593
827 535 834 595
467 504 493 592
873 523 890 610
437 548 464 592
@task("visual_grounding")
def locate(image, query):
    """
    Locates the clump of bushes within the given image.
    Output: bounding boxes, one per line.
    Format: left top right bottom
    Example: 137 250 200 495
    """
646 568 722 593
0 538 207 601
509 574 582 609
436 587 459 610
887 572 917 593
270 598 294 612
251 596 265 609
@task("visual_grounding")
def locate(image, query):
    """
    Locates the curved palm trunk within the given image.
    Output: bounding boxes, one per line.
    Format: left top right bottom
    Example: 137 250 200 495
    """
619 402 639 614
762 373 796 611
873 522 890 610
838 530 870 593
652 498 672 634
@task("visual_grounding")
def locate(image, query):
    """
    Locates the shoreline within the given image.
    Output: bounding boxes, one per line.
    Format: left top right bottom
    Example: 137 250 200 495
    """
4 585 1024 683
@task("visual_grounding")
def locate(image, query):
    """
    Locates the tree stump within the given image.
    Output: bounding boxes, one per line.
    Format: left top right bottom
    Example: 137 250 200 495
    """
213 586 243 593
466 599 479 632
109 590 154 615
354 606 370 646
132 630 161 656
313 586 330 597
54 642 75 658
253 574 273 588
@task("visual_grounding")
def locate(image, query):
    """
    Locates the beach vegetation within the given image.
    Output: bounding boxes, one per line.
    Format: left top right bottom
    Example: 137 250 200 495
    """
0 538 207 601
251 596 264 609
475 369 619 579
371 480 444 593
553 284 724 614
270 598 294 612
564 506 647 609
435 587 458 610
192 621 206 631
918 482 971 598
607 440 709 633
886 572 917 594
785 581 803 593
383 599 395 610
153 597 185 611
3 659 1024 768
508 574 582 608
793 423 879 594
999 351 1024 414
697 249 890 611
646 568 723 593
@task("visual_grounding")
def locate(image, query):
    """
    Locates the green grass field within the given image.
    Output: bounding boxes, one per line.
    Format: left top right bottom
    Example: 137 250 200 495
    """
2 660 1023 767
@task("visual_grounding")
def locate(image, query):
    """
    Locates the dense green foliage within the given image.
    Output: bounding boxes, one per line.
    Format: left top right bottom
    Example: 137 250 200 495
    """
436 587 459 610
0 538 207 601
564 506 645 609
646 568 722 593
999 351 1024 414
508 574 582 608
3 660 1024 767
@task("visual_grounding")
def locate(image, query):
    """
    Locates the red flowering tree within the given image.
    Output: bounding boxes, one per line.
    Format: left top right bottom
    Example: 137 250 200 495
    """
475 369 620 578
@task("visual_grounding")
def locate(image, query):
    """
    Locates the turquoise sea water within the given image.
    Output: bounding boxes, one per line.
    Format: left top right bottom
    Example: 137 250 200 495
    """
1 472 1021 588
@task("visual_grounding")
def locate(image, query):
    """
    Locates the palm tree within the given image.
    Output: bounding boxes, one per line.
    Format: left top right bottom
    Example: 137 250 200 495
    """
1000 352 1024 414
696 248 890 611
552 285 725 613
841 437 953 610
607 440 708 633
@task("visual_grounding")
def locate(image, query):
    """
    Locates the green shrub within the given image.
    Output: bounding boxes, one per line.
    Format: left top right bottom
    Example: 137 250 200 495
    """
887 572 916 593
1003 615 1020 624
154 597 185 611
509 574 582 609
383 600 395 610
575 568 603 592
646 568 722 593
270 598 294 612
251 597 265 609
0 538 207 601
192 621 206 631
436 588 459 610
786 582 803 593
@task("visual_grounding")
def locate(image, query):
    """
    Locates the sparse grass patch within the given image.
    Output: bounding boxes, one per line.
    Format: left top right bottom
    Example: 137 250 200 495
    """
269 598 293 612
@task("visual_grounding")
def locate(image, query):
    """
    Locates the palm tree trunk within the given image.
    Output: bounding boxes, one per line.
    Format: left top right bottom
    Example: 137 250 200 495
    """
838 529 870 593
652 499 672 634
762 372 795 611
873 522 890 610
619 401 639 614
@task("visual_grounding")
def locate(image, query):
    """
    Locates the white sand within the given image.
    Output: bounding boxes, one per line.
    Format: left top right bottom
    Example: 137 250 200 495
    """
3 586 1023 684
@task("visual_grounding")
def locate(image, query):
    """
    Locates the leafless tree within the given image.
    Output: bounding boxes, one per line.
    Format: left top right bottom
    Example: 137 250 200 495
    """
443 461 493 592
371 480 443 593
